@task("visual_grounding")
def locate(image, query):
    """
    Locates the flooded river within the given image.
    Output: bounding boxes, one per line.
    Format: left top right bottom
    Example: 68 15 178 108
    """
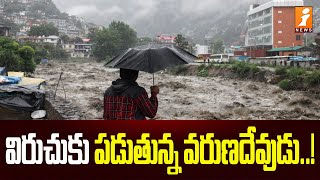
34 60 320 120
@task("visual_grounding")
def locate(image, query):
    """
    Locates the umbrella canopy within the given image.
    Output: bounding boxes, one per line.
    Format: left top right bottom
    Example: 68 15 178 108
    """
105 44 197 74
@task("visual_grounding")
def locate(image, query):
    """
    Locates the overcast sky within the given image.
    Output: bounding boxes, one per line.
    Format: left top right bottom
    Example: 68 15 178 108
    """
52 0 251 26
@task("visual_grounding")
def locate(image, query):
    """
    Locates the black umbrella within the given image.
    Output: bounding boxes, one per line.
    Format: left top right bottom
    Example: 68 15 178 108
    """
105 44 197 85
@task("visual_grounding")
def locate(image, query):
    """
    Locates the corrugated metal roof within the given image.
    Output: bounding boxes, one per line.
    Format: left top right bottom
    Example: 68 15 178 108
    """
267 46 304 52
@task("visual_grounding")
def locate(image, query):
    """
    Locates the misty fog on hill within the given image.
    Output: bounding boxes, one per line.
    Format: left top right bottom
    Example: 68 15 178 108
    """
52 0 319 43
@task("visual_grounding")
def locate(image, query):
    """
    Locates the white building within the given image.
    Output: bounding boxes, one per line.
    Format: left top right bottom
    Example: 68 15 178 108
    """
194 44 209 57
47 19 67 28
47 19 67 35
63 43 75 54
71 43 93 58
44 36 60 46
0 0 4 16
245 0 304 48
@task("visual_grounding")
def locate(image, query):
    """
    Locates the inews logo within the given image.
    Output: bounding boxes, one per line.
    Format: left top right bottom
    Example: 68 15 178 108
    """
295 6 313 33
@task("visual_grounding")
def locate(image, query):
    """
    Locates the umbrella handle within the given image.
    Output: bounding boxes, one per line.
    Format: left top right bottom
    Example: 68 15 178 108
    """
153 74 155 86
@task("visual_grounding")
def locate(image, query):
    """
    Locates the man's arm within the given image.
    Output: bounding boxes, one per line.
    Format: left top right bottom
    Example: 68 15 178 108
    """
136 90 158 119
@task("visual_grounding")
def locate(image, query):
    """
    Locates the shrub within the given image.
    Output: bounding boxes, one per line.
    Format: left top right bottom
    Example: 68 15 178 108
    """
279 80 292 91
172 65 189 75
305 70 320 86
218 64 229 69
208 62 215 69
18 46 36 73
286 68 306 80
231 62 260 78
197 68 209 77
275 67 288 76
198 64 207 71
197 64 209 77
0 49 21 71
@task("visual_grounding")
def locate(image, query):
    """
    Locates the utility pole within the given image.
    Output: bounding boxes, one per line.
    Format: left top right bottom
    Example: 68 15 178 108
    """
305 33 309 57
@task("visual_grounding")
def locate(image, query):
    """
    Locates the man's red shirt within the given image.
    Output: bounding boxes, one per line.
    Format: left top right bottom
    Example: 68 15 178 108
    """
103 79 158 120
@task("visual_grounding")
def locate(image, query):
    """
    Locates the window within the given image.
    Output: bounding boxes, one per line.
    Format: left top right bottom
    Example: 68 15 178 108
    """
278 41 282 44
278 30 283 34
278 20 282 24
264 16 272 24
265 8 271 14
296 35 301 41
263 26 272 34
278 10 283 14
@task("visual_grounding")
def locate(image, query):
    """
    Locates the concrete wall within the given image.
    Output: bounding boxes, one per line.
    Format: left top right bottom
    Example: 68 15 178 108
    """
45 100 64 120
249 58 320 68
45 91 86 120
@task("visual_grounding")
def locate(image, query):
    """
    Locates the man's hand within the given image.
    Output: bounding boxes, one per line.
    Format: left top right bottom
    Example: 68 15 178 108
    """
150 86 160 96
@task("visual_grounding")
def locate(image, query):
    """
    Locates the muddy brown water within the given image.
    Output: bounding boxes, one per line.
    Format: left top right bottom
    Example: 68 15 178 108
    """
34 61 320 120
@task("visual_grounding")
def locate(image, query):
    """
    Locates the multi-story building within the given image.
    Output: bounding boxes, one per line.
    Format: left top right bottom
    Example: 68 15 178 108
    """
20 19 46 33
0 0 4 16
156 34 176 44
47 19 67 28
314 8 320 28
245 0 304 57
66 24 80 37
6 13 28 25
315 28 320 58
47 18 67 34
62 43 75 54
44 35 60 46
194 44 210 59
17 36 44 43
0 23 10 37
71 43 93 58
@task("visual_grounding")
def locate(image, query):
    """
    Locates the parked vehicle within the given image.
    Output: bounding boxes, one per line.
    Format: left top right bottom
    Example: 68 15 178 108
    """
210 54 229 63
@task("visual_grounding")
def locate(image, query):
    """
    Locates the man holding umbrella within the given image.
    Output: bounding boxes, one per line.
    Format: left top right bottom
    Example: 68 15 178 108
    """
104 44 197 120
103 68 160 120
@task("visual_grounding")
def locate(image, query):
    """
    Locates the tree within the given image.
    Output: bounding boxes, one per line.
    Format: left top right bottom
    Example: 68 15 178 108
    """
0 17 20 36
174 34 189 50
74 37 83 43
109 21 137 50
30 0 61 17
137 37 153 46
60 34 70 44
93 28 118 60
4 1 24 14
212 39 224 54
75 20 83 29
92 21 137 61
0 37 38 72
18 46 36 73
314 34 320 57
0 50 21 71
88 27 99 40
28 23 59 37
0 37 21 71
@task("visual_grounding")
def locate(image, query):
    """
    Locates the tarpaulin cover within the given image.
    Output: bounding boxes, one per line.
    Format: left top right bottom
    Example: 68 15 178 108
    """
41 59 48 64
0 85 45 112
0 67 7 76
8 72 24 77
0 76 21 85
105 44 197 73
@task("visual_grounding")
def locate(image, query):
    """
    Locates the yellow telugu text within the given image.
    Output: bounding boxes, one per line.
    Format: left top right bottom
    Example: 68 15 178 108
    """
94 127 315 175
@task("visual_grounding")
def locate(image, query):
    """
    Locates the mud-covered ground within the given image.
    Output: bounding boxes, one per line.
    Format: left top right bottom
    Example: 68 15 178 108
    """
35 60 320 120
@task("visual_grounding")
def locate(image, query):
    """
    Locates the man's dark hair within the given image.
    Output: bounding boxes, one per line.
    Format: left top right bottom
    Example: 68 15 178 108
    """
120 68 139 81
